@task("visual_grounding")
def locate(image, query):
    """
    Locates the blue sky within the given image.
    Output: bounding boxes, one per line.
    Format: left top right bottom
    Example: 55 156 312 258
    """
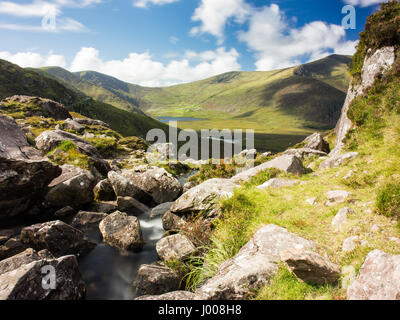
0 0 388 86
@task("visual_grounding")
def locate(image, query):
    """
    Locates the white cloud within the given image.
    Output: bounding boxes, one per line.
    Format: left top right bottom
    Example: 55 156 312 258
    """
0 50 67 68
190 0 251 43
0 0 101 32
343 0 387 7
69 46 241 86
133 0 179 9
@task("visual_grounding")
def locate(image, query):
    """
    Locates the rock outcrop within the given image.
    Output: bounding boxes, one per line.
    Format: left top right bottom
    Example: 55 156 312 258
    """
332 47 395 157
320 152 358 169
256 178 298 190
347 250 400 300
301 133 330 153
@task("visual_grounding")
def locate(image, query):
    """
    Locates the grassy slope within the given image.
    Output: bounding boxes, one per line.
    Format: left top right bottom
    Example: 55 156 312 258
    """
184 2 400 299
35 67 144 114
0 59 168 139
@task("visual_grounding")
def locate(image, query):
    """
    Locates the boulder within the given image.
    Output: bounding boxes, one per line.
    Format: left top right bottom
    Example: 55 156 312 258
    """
170 178 237 217
347 250 400 300
331 207 354 232
320 152 359 169
0 228 20 246
73 118 110 128
45 165 97 209
62 119 84 133
54 206 76 218
107 171 153 205
85 201 118 214
121 167 182 204
136 291 196 301
0 158 61 219
156 234 196 261
0 255 85 300
0 236 29 261
238 149 258 159
94 179 116 202
162 211 187 232
302 133 330 153
148 143 177 161
342 236 359 253
195 225 315 300
256 178 298 190
0 248 42 275
150 202 174 219
117 196 150 216
136 263 181 296
281 250 341 285
71 211 108 231
283 148 327 159
0 114 43 160
20 220 96 257
183 181 197 194
326 190 351 206
231 155 305 183
99 211 143 252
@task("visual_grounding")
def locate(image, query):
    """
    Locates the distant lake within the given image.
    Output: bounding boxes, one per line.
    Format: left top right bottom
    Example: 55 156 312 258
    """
157 116 206 123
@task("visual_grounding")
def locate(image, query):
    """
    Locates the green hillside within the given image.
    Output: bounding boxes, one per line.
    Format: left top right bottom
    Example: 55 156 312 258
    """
0 59 168 139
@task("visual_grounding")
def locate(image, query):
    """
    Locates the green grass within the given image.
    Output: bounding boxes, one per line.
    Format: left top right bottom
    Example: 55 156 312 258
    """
376 183 400 217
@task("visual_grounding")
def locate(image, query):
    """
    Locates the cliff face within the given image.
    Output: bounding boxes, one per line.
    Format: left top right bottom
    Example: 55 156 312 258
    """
331 46 396 157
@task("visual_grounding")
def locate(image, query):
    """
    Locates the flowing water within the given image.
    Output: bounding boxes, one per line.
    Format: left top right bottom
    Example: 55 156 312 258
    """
78 170 197 300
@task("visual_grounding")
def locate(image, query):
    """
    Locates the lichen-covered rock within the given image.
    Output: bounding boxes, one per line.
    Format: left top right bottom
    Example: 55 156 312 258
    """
302 133 330 153
281 250 340 285
170 178 237 217
0 114 43 160
20 220 96 257
99 211 143 252
136 263 181 296
320 152 358 169
347 250 400 300
195 225 316 300
156 234 196 261
231 155 305 183
0 158 61 219
62 119 84 133
45 165 97 209
121 167 182 204
117 196 149 216
94 179 116 202
0 255 85 300
162 211 186 232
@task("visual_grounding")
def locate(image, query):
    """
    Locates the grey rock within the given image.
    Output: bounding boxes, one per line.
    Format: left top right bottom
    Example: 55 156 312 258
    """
0 158 61 219
326 190 351 205
342 236 359 253
93 179 116 202
331 207 354 232
162 211 186 232
0 255 85 300
136 263 181 296
150 202 174 219
62 118 84 133
136 291 196 301
320 152 359 169
256 178 298 190
183 181 197 194
302 133 330 153
195 224 315 300
54 206 76 218
171 178 237 217
284 148 327 159
231 155 305 183
117 196 150 216
347 250 400 300
281 250 340 285
45 165 97 209
99 211 143 252
73 118 110 128
0 114 43 160
0 248 41 275
156 234 196 261
85 201 118 214
71 211 108 231
0 236 29 261
20 220 96 257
